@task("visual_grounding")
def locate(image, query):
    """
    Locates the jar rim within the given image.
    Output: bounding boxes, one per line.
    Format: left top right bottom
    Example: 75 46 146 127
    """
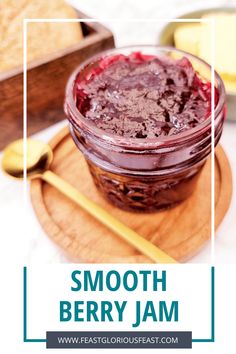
65 45 225 149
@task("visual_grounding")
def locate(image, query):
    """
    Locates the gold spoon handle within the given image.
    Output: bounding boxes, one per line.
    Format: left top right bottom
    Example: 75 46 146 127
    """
42 170 177 264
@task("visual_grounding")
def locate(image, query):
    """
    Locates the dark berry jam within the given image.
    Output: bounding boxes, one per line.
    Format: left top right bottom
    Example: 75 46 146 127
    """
75 52 217 139
66 47 225 212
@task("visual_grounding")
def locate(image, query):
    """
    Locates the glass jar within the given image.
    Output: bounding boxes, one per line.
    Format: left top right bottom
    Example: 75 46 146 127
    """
64 46 226 212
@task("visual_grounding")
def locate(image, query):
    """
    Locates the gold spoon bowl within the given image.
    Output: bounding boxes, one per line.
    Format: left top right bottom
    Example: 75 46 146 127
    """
2 139 53 179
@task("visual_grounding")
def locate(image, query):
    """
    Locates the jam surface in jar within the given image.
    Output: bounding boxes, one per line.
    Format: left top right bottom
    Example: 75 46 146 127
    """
69 51 220 212
75 52 215 139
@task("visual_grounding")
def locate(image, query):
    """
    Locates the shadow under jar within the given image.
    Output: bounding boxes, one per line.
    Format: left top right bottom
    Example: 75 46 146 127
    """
65 46 226 212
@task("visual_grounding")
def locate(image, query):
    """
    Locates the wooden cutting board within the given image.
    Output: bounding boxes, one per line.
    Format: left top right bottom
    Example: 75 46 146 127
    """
30 126 232 263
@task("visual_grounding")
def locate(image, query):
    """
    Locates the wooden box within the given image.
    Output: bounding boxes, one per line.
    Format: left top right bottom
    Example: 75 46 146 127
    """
0 11 115 150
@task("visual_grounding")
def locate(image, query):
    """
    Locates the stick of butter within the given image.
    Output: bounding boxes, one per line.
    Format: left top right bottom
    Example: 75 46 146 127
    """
200 13 236 79
174 23 200 56
174 13 236 93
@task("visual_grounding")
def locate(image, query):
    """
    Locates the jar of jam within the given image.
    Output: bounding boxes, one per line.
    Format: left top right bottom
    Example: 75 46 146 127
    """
65 46 225 212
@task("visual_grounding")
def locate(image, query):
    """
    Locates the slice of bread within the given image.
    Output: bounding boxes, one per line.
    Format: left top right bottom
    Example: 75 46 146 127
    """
0 0 83 72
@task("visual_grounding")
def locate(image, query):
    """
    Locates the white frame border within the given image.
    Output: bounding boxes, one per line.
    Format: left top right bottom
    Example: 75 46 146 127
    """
23 18 215 264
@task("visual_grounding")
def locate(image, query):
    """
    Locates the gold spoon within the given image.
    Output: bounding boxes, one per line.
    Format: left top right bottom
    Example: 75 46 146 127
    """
2 139 177 264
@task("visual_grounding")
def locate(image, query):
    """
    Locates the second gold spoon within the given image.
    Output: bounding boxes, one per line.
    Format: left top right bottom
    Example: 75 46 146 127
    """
2 138 177 264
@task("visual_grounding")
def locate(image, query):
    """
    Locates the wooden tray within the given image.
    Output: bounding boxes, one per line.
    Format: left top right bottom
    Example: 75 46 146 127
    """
0 10 114 150
30 127 232 263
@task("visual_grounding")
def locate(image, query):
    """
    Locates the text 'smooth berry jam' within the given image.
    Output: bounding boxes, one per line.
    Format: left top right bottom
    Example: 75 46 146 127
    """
65 46 226 212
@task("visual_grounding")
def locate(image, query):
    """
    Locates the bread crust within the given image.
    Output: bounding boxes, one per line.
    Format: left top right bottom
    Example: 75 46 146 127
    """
0 0 83 71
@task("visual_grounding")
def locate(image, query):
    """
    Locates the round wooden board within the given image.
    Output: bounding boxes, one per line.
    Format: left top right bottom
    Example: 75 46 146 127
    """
30 126 232 263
